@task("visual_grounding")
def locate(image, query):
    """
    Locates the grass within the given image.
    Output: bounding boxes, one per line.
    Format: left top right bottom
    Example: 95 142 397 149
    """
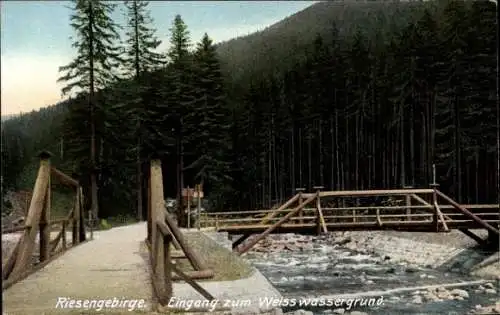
172 231 253 281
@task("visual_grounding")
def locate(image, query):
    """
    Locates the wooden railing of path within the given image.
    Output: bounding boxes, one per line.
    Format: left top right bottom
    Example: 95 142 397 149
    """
147 159 222 310
199 186 499 255
2 151 88 290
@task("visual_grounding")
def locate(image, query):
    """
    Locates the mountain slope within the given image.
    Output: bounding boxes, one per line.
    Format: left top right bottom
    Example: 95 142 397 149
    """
215 0 431 83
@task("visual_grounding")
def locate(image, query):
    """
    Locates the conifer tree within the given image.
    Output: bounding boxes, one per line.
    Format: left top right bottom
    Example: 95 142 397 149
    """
123 0 165 221
166 14 193 227
57 0 123 220
187 33 232 208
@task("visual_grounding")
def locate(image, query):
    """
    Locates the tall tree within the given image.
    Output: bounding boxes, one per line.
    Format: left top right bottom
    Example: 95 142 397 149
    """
58 0 122 220
166 14 193 227
187 33 232 208
123 0 165 221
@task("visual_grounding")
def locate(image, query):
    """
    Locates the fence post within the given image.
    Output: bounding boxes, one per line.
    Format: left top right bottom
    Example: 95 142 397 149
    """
150 159 168 302
39 161 51 263
403 185 413 221
430 184 440 232
11 151 51 277
295 188 305 224
313 186 324 235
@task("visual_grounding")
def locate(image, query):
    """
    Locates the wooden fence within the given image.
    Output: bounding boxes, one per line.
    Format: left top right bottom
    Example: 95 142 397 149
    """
2 151 88 290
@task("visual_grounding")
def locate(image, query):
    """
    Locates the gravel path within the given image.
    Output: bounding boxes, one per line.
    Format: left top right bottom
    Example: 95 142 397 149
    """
3 223 153 314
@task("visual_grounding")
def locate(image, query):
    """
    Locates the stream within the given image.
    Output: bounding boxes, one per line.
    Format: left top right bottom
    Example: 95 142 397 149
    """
244 240 499 315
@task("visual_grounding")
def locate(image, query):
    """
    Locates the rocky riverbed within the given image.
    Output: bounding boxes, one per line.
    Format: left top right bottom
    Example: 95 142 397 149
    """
236 232 499 315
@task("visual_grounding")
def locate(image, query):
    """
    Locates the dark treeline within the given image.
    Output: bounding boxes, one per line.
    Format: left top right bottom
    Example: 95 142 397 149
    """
1 0 498 223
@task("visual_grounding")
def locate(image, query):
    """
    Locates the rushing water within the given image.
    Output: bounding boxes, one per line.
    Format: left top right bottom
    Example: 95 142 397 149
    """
244 240 498 315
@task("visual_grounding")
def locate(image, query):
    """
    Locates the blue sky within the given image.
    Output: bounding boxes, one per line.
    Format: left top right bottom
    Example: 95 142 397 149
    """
1 1 315 115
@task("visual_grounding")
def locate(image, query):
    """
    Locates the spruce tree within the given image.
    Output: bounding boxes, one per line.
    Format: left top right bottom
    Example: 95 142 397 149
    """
123 0 165 221
188 33 231 208
164 14 194 227
57 0 123 221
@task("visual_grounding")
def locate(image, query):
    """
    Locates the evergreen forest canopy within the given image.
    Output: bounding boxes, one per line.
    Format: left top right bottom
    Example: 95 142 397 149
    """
1 0 498 225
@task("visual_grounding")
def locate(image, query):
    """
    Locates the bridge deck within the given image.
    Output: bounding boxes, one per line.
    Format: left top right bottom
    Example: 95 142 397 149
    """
3 223 153 314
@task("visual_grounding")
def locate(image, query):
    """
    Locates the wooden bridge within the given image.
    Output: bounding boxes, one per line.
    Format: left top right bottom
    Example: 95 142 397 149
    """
199 186 500 255
1 152 499 313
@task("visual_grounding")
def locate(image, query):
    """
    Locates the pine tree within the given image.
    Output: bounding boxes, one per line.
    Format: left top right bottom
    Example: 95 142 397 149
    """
57 0 123 220
187 33 232 208
123 0 165 221
158 14 194 226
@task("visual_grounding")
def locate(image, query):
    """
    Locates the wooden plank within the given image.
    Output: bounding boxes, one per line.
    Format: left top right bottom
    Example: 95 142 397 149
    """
436 190 499 235
434 201 449 232
171 263 215 301
50 167 78 187
10 154 51 279
238 193 317 255
261 193 299 225
316 196 327 234
164 211 205 270
302 189 434 198
39 182 50 262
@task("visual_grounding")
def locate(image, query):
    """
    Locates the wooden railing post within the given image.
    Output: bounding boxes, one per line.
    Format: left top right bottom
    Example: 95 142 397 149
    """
11 151 51 277
72 188 81 245
147 170 152 245
163 233 173 301
150 159 168 302
404 185 413 221
39 172 51 263
313 186 324 235
62 221 67 250
296 188 305 224
430 183 440 232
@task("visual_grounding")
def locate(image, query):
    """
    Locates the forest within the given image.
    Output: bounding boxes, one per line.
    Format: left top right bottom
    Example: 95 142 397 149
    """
1 0 498 227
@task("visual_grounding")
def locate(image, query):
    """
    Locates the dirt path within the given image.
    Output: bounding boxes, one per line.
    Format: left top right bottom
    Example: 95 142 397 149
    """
3 223 153 314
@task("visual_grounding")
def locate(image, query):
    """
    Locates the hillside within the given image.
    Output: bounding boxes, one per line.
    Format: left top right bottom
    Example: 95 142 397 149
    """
215 0 431 83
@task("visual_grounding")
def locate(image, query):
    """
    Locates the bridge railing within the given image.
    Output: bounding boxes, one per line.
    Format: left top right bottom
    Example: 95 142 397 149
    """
2 151 87 290
147 159 218 310
199 188 499 234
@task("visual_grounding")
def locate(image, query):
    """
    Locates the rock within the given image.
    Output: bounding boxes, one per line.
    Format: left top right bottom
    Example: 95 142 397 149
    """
291 310 313 315
270 308 284 315
411 295 423 304
485 289 497 294
493 304 500 313
384 255 391 260
365 280 374 284
285 244 299 251
450 289 469 299
437 291 451 300
333 309 345 314
349 312 368 315
484 283 495 289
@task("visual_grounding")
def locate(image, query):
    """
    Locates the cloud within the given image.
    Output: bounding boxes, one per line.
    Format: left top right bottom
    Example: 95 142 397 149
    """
1 54 71 115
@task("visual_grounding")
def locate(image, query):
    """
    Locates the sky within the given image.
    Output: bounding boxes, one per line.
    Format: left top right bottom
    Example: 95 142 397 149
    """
0 1 315 116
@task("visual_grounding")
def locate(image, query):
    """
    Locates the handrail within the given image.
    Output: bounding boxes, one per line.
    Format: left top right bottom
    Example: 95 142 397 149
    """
2 151 88 290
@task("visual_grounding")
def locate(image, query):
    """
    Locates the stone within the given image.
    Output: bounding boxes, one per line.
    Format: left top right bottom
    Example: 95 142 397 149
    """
292 310 313 315
485 289 497 294
349 312 368 315
484 283 495 289
450 289 469 299
333 308 345 314
270 308 284 315
411 295 423 304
